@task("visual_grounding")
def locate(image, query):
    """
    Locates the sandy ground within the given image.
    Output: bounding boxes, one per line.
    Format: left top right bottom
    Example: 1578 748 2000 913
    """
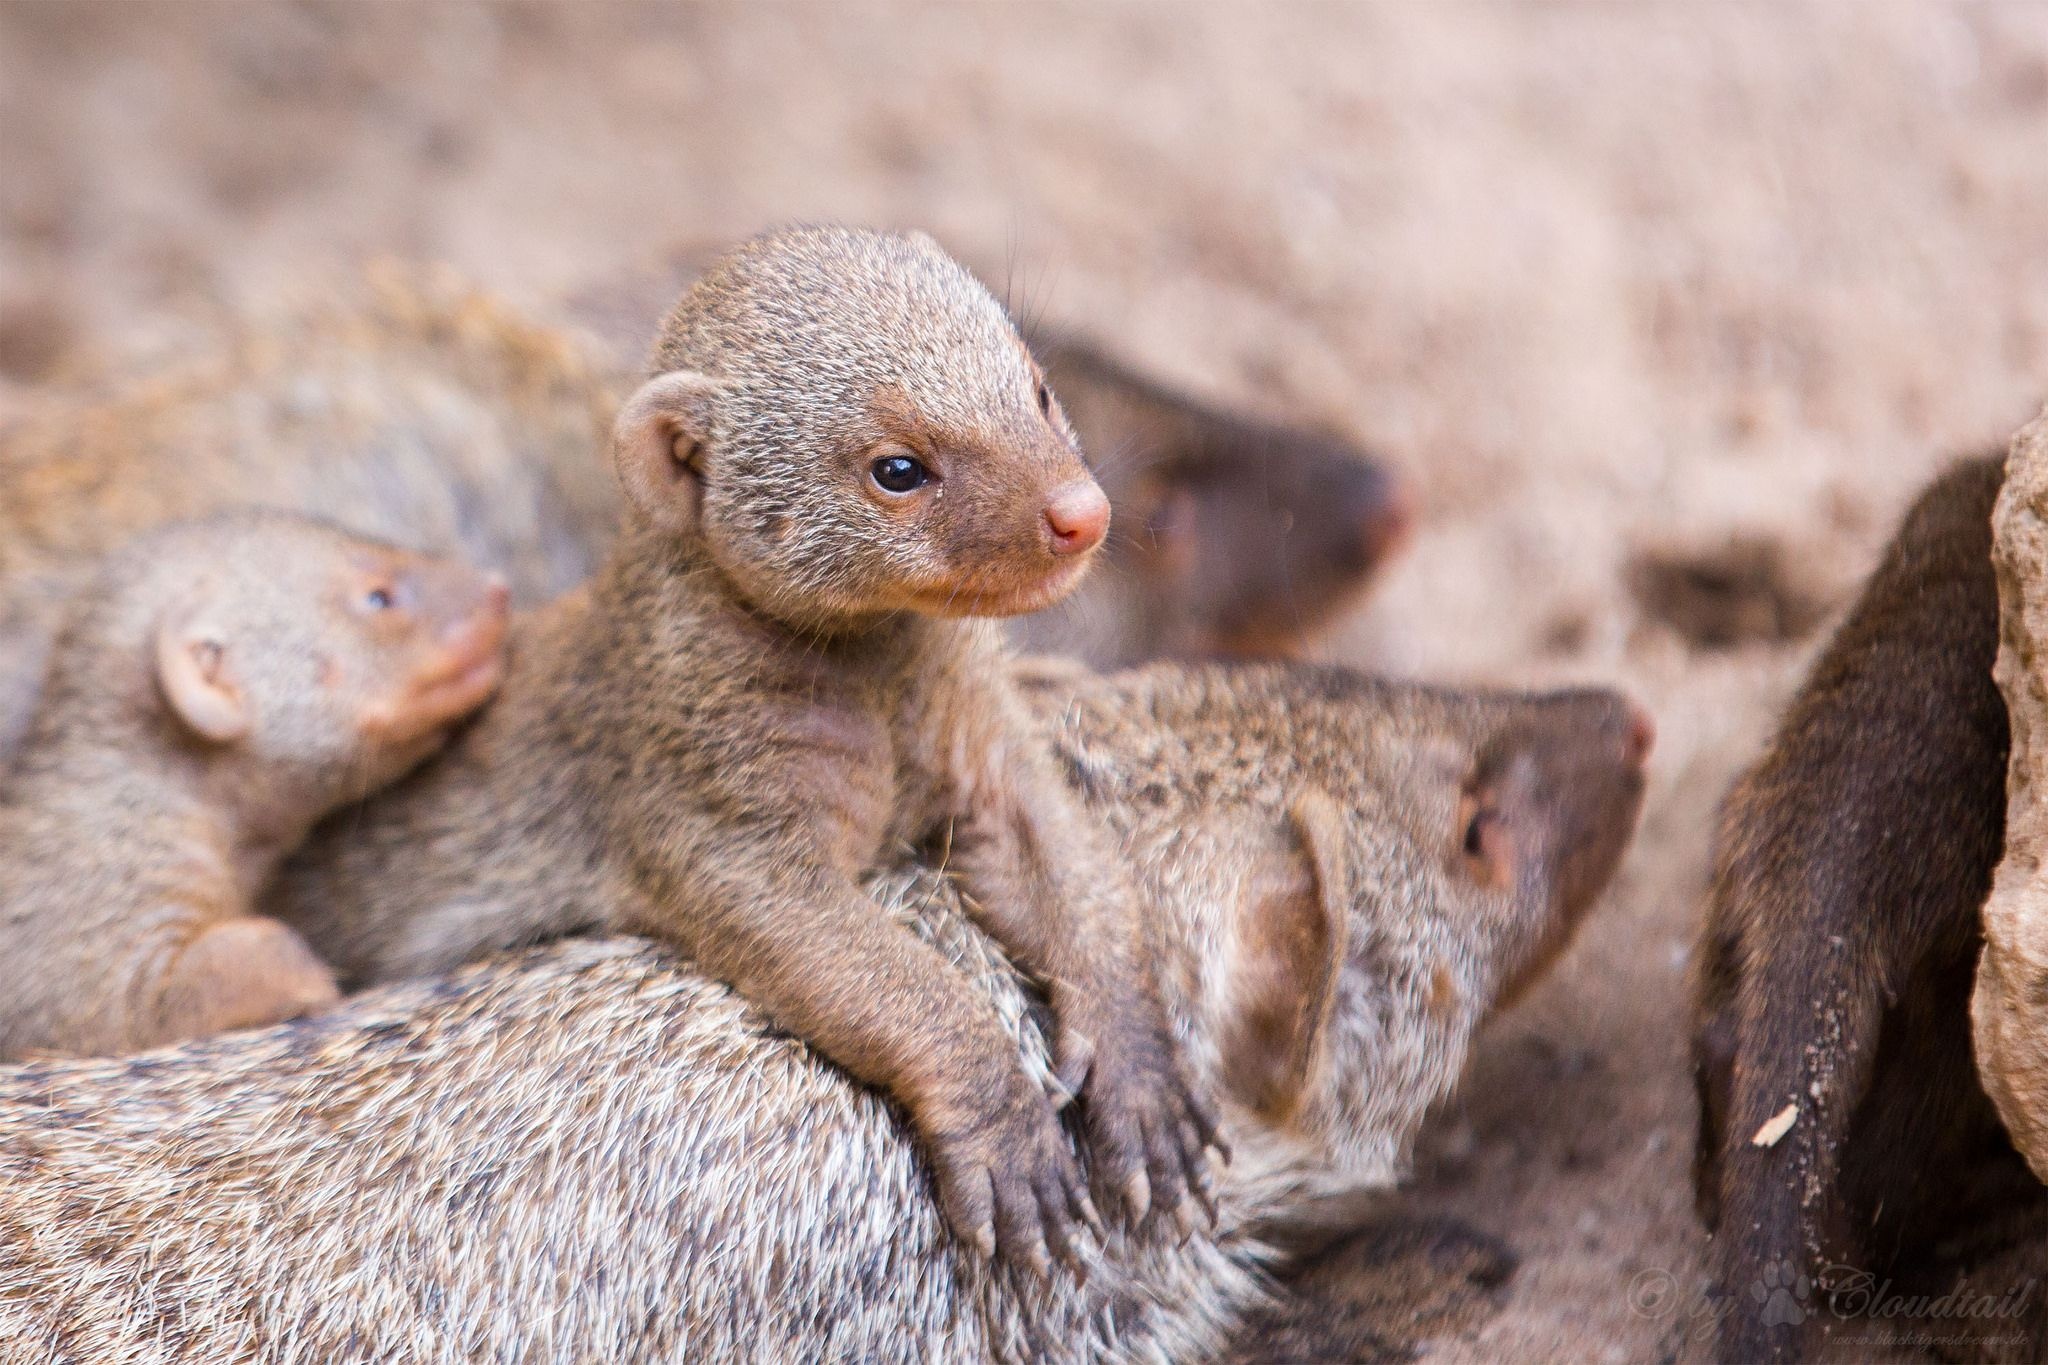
5 4 2048 1360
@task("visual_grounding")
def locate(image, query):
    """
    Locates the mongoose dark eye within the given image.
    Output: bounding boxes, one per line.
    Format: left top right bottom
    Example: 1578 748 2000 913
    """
870 454 931 495
364 587 396 612
1036 382 1053 418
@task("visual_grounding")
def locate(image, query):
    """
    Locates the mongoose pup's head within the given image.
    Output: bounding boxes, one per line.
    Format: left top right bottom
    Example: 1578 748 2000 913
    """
43 511 509 810
613 225 1108 628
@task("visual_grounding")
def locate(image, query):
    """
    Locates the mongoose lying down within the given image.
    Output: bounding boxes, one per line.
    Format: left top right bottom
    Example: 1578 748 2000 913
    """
0 512 509 1062
0 662 1648 1363
1693 455 2048 1364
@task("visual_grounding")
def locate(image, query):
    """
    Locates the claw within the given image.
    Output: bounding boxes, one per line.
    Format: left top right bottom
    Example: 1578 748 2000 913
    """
1054 1030 1096 1098
1188 1091 1230 1162
1121 1166 1151 1223
1019 1236 1051 1282
1076 1192 1104 1236
1172 1190 1202 1245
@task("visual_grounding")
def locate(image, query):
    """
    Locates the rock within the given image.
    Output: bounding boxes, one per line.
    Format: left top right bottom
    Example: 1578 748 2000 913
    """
1974 407 2048 1177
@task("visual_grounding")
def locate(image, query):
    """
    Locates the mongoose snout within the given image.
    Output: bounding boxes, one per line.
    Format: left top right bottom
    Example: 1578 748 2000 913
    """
1042 477 1110 557
1018 358 1419 662
1464 689 1652 1011
355 568 510 749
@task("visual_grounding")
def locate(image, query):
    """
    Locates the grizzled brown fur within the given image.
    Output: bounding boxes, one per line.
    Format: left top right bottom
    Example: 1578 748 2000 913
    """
0 510 508 1060
1693 455 2048 1363
0 660 1647 1363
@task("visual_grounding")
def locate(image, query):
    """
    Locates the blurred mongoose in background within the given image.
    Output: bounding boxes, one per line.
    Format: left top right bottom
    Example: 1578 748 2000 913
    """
1692 454 2048 1363
269 225 1219 1271
0 511 509 1061
1014 336 1412 667
0 660 1650 1362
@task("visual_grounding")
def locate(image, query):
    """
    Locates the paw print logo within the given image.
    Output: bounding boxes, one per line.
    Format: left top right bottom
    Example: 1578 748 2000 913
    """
1750 1259 1810 1328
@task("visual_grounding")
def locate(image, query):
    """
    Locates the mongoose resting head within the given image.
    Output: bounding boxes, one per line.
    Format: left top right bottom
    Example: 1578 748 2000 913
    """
613 225 1108 629
1045 666 1652 1194
35 510 510 814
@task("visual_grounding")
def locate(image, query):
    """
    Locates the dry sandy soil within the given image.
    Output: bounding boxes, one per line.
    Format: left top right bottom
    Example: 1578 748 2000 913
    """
5 4 2048 1360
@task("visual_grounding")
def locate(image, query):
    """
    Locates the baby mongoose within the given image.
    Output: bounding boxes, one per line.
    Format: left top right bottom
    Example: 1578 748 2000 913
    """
0 511 510 1060
1693 455 2048 1363
275 226 1219 1273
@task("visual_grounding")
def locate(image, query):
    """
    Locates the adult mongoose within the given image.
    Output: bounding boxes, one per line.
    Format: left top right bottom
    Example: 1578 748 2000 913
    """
0 510 509 1060
0 660 1649 1363
1692 454 2048 1363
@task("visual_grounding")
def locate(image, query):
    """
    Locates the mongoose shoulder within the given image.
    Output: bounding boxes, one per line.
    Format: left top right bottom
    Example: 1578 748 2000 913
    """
1693 454 2048 1363
0 661 1649 1363
0 510 508 1060
277 225 1219 1271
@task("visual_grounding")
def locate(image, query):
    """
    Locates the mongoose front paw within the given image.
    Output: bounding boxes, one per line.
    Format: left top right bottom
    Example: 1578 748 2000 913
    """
1057 1013 1228 1234
925 1079 1099 1278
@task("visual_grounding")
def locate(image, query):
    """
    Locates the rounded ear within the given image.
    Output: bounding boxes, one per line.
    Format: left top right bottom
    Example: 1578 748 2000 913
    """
613 370 723 536
1221 788 1351 1124
155 620 249 744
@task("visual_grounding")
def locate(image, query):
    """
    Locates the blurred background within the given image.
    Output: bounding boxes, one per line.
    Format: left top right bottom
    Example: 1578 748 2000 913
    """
4 4 2046 1359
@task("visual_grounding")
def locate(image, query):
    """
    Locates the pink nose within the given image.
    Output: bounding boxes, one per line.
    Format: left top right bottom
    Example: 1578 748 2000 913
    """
1044 480 1110 557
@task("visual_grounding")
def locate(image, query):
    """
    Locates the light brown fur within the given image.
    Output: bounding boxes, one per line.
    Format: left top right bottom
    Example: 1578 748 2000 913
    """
0 661 1648 1363
0 510 509 1060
